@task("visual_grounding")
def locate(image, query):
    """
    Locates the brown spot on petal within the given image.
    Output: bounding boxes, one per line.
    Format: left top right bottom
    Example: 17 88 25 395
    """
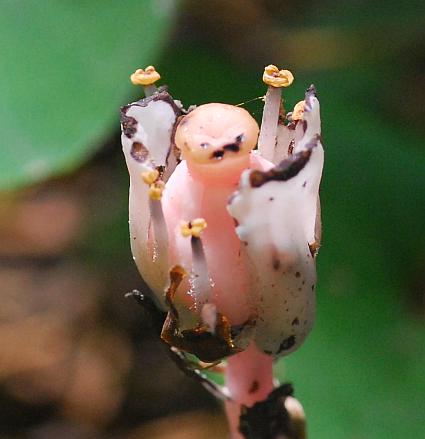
131 142 150 163
277 335 296 354
249 149 313 188
120 114 137 138
288 139 295 155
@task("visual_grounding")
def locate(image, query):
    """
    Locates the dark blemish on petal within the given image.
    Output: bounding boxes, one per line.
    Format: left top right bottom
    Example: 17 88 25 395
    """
272 257 281 270
292 318 300 326
288 139 294 155
302 120 307 133
295 271 301 278
311 284 315 291
263 350 273 355
249 146 316 188
235 134 244 143
269 197 274 201
200 142 209 148
248 380 260 394
121 114 137 138
131 142 150 162
302 181 307 187
298 288 302 292
277 335 296 354
302 280 306 285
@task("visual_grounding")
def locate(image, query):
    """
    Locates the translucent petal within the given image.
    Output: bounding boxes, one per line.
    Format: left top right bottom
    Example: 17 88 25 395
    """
227 90 323 357
121 90 182 307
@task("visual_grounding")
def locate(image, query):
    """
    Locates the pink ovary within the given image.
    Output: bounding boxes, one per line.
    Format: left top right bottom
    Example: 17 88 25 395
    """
162 153 273 325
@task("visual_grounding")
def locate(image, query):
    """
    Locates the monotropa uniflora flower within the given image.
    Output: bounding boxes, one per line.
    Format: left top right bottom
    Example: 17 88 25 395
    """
121 64 323 438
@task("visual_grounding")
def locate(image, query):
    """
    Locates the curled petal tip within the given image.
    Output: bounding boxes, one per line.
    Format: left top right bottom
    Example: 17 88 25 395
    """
305 84 317 98
304 85 319 113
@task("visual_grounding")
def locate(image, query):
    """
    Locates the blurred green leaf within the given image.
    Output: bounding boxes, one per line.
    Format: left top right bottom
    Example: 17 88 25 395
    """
0 0 176 191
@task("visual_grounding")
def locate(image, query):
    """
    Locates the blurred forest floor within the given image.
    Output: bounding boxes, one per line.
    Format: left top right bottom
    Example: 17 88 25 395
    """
1 1 425 438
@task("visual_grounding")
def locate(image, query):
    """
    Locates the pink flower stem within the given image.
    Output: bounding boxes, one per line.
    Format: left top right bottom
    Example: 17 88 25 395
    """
225 343 274 439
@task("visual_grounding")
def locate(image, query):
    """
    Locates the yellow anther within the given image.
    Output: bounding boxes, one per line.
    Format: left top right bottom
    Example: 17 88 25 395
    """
263 65 294 88
141 169 159 185
292 100 305 121
130 66 161 86
148 180 165 200
180 218 207 238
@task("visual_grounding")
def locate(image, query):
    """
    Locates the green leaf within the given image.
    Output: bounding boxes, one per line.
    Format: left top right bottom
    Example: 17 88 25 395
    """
0 0 176 191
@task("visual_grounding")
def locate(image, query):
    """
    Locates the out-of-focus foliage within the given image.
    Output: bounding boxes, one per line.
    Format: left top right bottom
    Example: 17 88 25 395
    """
1 0 425 438
0 0 176 191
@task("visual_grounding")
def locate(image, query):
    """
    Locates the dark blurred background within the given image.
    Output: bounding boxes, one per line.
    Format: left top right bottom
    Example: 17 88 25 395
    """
1 1 425 438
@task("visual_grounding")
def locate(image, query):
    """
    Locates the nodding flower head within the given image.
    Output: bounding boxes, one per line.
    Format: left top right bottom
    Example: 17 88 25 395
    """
175 103 259 166
121 65 323 362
